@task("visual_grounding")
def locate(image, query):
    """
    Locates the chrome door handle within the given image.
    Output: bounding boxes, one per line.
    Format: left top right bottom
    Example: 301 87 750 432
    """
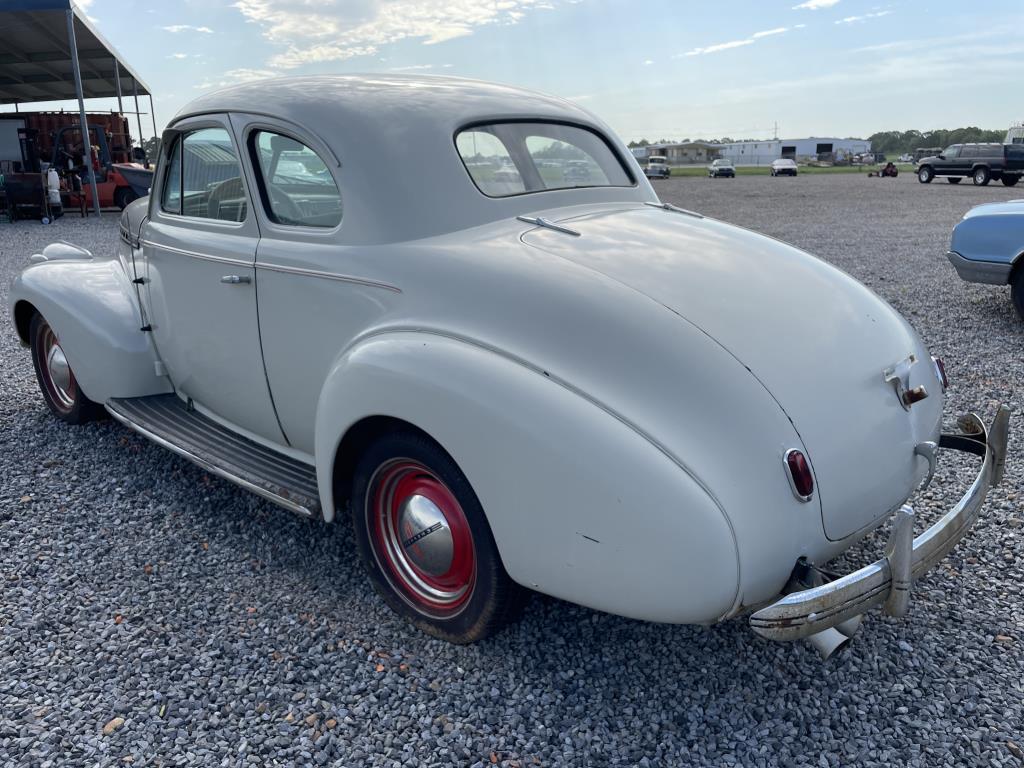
220 275 252 284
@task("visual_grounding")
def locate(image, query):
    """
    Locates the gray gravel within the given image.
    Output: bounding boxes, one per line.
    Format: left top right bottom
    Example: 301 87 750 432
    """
2 173 1023 767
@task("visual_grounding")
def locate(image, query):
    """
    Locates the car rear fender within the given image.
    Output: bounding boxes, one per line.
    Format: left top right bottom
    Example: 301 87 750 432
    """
314 329 741 624
9 247 171 402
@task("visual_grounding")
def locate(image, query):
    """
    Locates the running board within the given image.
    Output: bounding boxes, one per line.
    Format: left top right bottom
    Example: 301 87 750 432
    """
106 394 320 518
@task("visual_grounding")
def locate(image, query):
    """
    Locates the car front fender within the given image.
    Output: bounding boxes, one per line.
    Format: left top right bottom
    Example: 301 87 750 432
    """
9 250 171 402
313 330 740 625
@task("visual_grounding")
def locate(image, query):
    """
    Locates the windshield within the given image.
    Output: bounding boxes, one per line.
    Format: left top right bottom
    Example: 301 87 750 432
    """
649 156 667 163
714 160 730 166
456 122 633 197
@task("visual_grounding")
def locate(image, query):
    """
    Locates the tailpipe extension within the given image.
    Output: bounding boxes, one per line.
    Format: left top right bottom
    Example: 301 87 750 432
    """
806 626 853 660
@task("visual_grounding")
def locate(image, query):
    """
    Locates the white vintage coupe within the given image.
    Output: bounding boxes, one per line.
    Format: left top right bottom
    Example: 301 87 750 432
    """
9 76 1009 656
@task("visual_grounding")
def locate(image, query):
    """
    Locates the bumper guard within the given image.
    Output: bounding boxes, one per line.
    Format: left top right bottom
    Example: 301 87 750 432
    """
750 405 1010 642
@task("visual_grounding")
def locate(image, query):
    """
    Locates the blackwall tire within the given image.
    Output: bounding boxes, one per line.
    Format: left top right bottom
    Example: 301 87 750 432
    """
114 187 138 210
29 313 105 425
1012 269 1024 321
973 167 991 186
350 429 526 643
918 166 934 183
1003 176 1020 187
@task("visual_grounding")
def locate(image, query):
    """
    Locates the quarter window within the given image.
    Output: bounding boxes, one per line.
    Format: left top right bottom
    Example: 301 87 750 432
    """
160 127 248 222
250 131 342 228
455 122 633 198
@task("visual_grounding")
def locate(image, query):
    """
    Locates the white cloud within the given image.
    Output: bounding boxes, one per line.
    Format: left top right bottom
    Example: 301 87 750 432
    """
679 38 755 57
792 0 840 8
162 24 214 33
232 0 575 68
388 63 435 71
643 59 655 65
168 53 188 59
835 10 892 24
752 27 788 38
194 68 278 90
677 25 798 58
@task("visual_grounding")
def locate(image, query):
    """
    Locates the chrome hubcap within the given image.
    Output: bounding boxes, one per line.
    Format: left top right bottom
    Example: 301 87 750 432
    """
41 328 75 409
369 459 476 617
397 494 454 577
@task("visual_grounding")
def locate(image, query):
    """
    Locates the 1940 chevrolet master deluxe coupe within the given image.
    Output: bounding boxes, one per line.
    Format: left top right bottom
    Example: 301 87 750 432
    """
9 76 1009 657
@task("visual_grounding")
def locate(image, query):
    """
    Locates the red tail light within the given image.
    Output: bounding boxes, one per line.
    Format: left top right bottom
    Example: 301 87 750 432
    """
785 449 814 502
932 356 948 392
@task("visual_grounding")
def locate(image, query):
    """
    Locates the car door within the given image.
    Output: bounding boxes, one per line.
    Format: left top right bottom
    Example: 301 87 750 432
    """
940 144 963 176
140 115 286 444
230 115 401 455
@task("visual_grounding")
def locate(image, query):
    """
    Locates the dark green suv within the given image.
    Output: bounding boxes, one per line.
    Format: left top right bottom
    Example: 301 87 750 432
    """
917 143 1024 187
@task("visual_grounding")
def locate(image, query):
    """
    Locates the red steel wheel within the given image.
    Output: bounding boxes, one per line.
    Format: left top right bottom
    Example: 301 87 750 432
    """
368 459 477 617
351 429 525 643
29 313 104 424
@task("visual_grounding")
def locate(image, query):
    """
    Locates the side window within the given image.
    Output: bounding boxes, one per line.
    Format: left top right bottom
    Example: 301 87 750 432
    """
160 137 182 215
943 145 960 159
183 128 247 222
250 131 342 227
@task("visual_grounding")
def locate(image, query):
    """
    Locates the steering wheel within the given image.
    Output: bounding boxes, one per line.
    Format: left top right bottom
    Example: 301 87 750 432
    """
268 186 304 224
206 177 246 220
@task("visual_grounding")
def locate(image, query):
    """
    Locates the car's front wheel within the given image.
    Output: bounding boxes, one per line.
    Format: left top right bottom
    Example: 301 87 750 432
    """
918 166 934 183
973 167 991 186
29 313 105 424
351 429 525 643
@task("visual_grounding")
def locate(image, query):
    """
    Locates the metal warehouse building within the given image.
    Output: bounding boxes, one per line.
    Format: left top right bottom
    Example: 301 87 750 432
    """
714 137 871 166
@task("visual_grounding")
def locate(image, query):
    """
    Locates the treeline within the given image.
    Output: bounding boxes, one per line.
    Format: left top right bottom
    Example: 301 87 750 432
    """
628 128 1008 153
867 128 1006 154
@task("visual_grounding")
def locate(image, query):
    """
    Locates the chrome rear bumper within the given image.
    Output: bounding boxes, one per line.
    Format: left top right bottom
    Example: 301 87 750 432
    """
750 406 1010 642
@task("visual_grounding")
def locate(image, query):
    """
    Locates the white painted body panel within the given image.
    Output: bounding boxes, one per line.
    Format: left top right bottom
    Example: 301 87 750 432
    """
7 75 948 624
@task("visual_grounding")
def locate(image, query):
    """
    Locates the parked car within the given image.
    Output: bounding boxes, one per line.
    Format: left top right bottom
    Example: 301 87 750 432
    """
708 158 735 178
947 199 1024 318
644 154 670 179
9 76 1009 657
770 158 798 177
916 143 1024 186
562 160 592 183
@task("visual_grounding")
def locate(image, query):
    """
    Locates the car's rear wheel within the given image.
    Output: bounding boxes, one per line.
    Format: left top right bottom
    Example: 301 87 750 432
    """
973 167 991 186
351 429 525 643
29 313 105 424
948 177 961 184
918 166 934 183
1012 269 1024 321
1003 175 1020 187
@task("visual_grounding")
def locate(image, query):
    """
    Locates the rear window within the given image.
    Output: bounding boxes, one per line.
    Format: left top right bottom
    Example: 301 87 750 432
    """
455 122 633 198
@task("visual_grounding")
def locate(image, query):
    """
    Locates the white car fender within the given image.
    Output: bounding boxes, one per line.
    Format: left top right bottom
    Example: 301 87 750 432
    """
313 330 741 625
10 253 171 402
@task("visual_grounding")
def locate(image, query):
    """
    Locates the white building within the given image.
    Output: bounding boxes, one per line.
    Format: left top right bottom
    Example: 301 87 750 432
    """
714 137 871 166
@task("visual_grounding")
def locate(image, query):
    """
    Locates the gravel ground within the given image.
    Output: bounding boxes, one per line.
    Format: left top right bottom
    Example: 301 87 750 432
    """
2 174 1022 767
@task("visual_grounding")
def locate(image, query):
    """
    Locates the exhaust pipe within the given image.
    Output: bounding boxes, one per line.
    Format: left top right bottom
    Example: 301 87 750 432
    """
835 614 863 639
806 626 853 660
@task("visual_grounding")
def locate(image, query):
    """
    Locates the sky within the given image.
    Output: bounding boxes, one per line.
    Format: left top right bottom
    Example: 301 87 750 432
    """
6 0 1023 143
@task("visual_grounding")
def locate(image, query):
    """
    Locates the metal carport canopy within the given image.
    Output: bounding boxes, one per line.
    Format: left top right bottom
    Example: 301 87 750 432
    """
0 0 150 104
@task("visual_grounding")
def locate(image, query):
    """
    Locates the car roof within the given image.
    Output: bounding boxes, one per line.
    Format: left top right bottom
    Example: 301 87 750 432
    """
169 75 653 243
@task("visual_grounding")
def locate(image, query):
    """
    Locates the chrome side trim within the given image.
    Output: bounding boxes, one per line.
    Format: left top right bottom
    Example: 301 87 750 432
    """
141 239 253 268
256 261 402 293
945 250 1012 285
105 400 317 518
750 405 1010 642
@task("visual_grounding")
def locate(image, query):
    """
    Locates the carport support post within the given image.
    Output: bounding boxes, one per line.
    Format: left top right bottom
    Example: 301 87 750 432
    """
113 61 126 154
132 79 145 160
149 94 157 151
66 8 101 216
